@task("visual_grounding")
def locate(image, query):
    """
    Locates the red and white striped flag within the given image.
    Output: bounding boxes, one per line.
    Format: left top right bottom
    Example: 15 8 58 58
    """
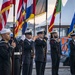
11 0 16 4
0 0 11 31
15 0 27 37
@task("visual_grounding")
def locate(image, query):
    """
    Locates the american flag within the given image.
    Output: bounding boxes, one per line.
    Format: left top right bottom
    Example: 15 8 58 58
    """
0 0 11 30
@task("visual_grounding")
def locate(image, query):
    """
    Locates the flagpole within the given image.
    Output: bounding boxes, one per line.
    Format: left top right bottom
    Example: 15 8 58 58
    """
13 4 15 38
33 14 36 36
33 0 36 36
46 11 47 35
59 12 61 38
12 3 15 75
45 0 48 62
46 0 48 36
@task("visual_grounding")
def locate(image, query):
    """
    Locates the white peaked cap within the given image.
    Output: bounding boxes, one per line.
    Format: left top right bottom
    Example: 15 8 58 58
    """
37 29 45 33
25 29 32 34
0 28 11 34
71 33 75 36
50 29 58 33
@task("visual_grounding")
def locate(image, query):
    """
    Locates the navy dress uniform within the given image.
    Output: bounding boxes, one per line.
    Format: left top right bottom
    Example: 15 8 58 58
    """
22 29 34 75
50 30 61 75
0 28 14 75
41 36 48 75
35 29 47 75
69 33 75 75
9 33 22 75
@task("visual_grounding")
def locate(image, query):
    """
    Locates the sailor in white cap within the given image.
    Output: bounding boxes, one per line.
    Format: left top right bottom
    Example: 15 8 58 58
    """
35 29 47 75
69 32 75 75
25 29 32 35
37 29 44 35
50 29 61 75
22 28 34 75
0 28 16 75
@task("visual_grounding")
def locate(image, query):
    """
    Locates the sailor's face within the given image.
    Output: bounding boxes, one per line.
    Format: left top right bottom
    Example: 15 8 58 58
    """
26 34 32 39
4 32 10 41
38 33 44 39
54 33 58 38
72 36 75 39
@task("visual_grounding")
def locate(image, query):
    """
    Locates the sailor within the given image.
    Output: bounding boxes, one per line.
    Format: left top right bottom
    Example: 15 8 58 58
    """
35 29 47 75
69 32 75 75
0 28 16 75
50 30 61 75
22 29 34 75
9 33 22 75
41 31 48 75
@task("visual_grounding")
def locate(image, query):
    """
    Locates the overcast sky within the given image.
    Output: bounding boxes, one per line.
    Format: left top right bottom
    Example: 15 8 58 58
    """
0 0 68 24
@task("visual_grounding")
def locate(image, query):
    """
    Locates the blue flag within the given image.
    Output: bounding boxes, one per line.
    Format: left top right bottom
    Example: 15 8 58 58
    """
68 13 75 36
22 0 33 34
22 22 27 34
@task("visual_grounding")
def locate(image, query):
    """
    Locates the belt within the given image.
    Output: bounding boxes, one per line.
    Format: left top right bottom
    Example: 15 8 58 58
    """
14 52 22 55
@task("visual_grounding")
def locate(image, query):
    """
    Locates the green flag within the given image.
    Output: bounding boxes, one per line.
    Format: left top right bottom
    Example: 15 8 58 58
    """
56 0 62 14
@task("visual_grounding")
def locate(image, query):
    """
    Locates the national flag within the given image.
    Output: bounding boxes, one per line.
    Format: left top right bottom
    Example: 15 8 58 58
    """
48 0 62 32
22 22 27 34
35 0 47 15
22 0 34 34
11 0 16 4
26 0 47 21
15 0 27 37
25 0 34 22
0 0 11 31
68 13 75 37
33 0 36 15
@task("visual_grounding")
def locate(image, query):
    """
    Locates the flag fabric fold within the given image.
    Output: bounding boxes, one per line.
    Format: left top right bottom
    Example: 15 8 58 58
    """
35 0 46 15
68 13 75 37
25 0 34 21
22 0 35 34
48 0 62 32
22 22 27 34
0 0 11 31
15 0 27 37
11 0 16 4
15 0 47 36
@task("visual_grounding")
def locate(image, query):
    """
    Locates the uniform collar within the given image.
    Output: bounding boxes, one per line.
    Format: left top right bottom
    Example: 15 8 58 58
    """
26 38 32 42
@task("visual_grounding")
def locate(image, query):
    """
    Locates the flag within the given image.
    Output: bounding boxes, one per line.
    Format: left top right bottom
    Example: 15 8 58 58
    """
11 0 16 4
33 0 36 15
35 0 47 15
15 0 27 37
22 22 27 34
25 0 34 21
0 0 11 31
48 0 62 32
22 0 34 34
68 13 75 37
25 0 48 21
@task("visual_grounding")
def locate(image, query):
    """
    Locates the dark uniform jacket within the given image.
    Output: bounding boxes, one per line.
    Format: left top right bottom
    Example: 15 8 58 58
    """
69 39 75 56
9 38 21 59
23 39 34 64
35 38 47 62
0 39 13 75
50 39 61 55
